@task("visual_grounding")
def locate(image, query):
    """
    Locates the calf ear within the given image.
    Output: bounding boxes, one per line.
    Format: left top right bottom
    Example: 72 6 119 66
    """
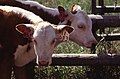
16 24 34 38
58 6 68 22
71 5 81 14
55 25 74 41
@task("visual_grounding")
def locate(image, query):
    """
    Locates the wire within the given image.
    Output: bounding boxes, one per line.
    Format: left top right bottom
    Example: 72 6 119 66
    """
114 0 117 10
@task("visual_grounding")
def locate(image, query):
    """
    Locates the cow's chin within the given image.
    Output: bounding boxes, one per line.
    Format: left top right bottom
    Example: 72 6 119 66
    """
38 62 51 67
37 59 52 67
38 63 49 67
76 40 93 48
84 45 92 48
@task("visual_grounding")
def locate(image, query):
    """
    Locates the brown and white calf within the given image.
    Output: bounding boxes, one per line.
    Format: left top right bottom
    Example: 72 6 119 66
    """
0 6 73 78
0 0 97 48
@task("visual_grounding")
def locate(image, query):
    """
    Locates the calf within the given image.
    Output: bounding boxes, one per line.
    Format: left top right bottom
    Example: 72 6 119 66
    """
0 6 73 79
0 0 97 48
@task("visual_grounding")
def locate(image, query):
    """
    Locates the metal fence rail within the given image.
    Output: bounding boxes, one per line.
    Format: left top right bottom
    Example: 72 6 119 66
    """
92 0 120 14
51 54 120 66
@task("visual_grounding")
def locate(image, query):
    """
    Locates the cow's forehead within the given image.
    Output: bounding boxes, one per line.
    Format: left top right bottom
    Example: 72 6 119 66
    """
33 23 56 42
72 11 92 27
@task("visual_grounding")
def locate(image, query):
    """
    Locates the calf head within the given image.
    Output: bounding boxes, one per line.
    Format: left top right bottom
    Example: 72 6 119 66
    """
58 5 97 48
15 22 74 66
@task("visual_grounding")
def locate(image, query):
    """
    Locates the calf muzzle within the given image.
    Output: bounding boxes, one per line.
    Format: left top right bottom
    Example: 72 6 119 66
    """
38 61 49 66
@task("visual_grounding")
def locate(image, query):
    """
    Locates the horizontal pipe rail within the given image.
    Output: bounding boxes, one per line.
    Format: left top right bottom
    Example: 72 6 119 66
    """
96 6 120 13
89 15 120 41
97 33 120 41
51 54 120 66
89 15 120 31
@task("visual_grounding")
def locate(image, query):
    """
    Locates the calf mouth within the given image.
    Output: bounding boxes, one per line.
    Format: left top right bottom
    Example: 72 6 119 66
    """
38 61 49 66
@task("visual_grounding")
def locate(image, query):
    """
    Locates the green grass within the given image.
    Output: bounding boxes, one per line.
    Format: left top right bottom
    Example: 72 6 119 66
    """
35 66 87 79
54 41 90 54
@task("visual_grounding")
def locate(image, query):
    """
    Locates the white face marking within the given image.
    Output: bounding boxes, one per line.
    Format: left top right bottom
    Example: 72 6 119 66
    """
60 10 97 48
33 22 56 65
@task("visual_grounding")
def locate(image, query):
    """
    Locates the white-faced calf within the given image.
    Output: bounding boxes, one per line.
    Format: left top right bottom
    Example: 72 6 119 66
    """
0 6 73 67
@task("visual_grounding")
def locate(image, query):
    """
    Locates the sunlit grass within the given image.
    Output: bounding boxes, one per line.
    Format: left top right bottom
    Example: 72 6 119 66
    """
54 41 90 54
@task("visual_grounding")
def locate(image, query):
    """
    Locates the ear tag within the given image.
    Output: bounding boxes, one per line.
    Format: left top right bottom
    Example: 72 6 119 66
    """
61 30 70 41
